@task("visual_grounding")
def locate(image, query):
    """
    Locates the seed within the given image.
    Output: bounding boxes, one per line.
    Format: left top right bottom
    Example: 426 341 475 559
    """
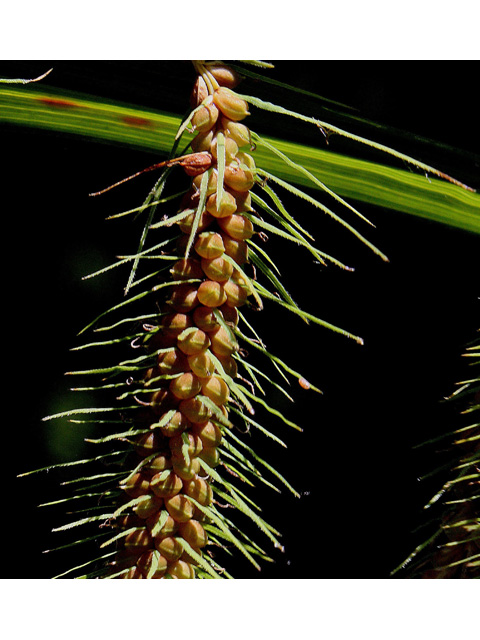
157 349 190 375
191 421 222 448
179 519 208 549
197 280 227 307
210 133 238 163
191 97 219 133
146 511 178 539
178 209 213 234
201 256 234 283
136 549 168 578
205 63 241 88
167 559 196 579
199 446 220 468
150 470 183 499
192 168 217 195
224 163 255 192
165 494 194 523
216 354 237 378
217 214 254 240
177 328 211 356
194 231 225 259
201 375 230 406
179 396 212 424
155 536 184 562
221 234 249 264
124 528 153 555
219 303 239 326
171 454 201 481
220 116 251 148
147 331 176 350
150 388 179 416
230 188 252 213
133 494 164 520
170 259 204 281
161 312 193 337
169 372 202 400
183 476 213 506
209 325 238 357
122 473 151 498
190 128 215 153
236 151 256 171
134 430 164 457
205 190 237 219
190 76 208 107
168 283 199 312
142 453 172 476
224 278 249 308
160 410 190 438
213 87 250 121
192 305 221 332
187 351 215 378
169 432 203 458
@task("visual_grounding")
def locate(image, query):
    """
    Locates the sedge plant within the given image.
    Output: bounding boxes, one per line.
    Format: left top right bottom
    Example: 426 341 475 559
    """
7 60 479 579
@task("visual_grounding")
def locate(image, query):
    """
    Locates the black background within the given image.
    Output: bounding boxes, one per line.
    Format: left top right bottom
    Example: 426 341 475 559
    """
3 60 479 580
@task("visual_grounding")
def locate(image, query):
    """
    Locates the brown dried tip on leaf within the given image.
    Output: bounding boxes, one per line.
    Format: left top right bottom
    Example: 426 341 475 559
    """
299 377 311 390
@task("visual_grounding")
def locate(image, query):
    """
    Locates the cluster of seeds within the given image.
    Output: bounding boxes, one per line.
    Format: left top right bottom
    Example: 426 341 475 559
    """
108 62 256 578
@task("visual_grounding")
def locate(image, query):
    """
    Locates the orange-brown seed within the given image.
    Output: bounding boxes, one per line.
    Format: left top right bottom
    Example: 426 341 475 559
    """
124 528 153 555
177 328 211 356
146 511 178 539
179 397 212 424
169 432 203 458
165 494 194 523
161 312 193 337
191 97 219 133
224 279 249 308
192 421 222 448
170 259 204 281
150 389 179 416
167 559 196 579
155 535 184 562
206 190 237 219
122 472 151 498
188 351 215 378
150 470 183 499
194 231 225 259
157 349 190 375
221 234 249 264
201 256 234 283
168 283 199 312
178 209 213 234
224 163 255 192
183 476 213 506
136 549 168 578
133 494 164 520
169 372 202 400
171 454 201 481
179 520 208 549
201 375 230 406
199 446 220 468
209 325 238 357
213 87 249 122
197 280 228 307
160 410 190 438
218 214 254 241
192 305 222 332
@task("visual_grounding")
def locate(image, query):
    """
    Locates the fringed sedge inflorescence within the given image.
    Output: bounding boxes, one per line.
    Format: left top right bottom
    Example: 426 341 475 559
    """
20 61 390 579
393 333 480 579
